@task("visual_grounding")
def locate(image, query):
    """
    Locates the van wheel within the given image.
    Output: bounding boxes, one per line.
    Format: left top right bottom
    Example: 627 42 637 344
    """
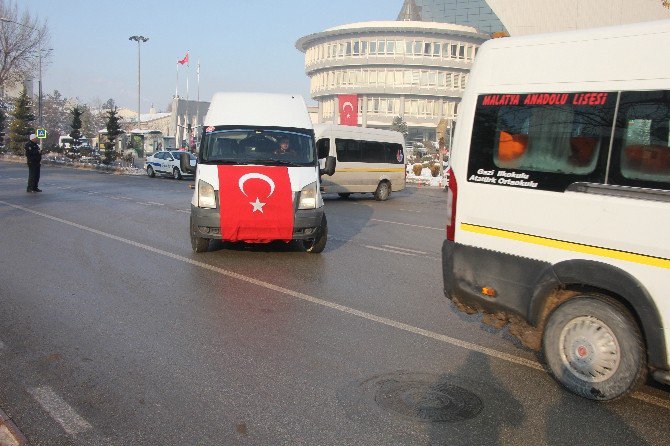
147 166 155 177
173 167 182 180
374 181 391 201
542 295 646 401
298 215 327 253
191 235 209 253
338 193 351 199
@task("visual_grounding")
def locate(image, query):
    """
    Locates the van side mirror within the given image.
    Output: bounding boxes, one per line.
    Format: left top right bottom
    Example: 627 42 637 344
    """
180 153 196 174
320 155 336 176
316 139 330 159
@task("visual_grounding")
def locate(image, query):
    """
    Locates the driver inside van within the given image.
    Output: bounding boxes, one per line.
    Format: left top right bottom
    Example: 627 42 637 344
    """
274 136 297 158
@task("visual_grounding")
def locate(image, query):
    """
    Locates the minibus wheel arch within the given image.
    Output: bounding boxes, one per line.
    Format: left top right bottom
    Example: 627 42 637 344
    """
529 259 668 370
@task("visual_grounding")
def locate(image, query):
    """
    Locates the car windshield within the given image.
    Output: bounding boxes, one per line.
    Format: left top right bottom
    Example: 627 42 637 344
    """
171 151 195 160
201 129 315 166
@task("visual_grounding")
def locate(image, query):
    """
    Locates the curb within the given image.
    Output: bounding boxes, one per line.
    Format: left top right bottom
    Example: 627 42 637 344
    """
0 408 29 446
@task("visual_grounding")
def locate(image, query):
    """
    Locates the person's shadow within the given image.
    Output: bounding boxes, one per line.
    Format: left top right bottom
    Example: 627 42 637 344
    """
425 351 525 446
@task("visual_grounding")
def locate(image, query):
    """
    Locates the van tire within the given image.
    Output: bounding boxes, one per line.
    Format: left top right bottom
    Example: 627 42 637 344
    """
542 295 647 401
338 193 351 199
298 215 327 253
374 181 391 201
191 235 209 253
173 167 182 180
147 166 155 177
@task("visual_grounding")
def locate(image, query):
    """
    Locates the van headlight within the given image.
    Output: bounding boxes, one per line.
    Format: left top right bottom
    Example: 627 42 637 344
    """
298 181 318 210
198 180 217 209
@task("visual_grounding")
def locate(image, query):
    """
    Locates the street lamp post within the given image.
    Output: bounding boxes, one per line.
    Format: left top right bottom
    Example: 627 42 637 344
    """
128 35 149 125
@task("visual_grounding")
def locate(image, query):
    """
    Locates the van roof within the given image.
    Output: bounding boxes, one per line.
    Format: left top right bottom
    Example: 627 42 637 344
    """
470 19 670 92
204 92 312 130
313 124 405 142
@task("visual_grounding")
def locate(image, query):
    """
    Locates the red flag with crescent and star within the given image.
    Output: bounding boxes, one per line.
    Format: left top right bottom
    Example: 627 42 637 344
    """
217 165 294 242
338 94 358 126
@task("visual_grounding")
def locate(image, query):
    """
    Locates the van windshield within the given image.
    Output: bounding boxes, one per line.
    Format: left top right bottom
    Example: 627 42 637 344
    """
200 129 315 166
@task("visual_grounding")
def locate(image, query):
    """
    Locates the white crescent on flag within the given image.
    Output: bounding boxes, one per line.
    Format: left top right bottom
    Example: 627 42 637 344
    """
343 101 354 112
238 173 276 197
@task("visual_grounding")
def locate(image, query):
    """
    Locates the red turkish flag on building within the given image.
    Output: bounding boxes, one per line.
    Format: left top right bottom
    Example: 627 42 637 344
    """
338 94 358 126
217 166 294 242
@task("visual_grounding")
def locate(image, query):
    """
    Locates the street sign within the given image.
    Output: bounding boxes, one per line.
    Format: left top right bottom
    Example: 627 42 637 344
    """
36 128 47 139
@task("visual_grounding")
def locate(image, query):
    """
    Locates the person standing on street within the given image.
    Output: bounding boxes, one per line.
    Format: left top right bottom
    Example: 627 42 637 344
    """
25 133 42 192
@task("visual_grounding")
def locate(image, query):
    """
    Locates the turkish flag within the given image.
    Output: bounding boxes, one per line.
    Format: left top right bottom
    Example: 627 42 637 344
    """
339 94 358 126
178 52 189 65
217 165 294 242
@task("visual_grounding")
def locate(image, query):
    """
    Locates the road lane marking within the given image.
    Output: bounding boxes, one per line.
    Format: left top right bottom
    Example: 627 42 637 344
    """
27 386 92 435
146 201 165 206
176 209 190 213
371 218 443 231
382 245 427 254
398 208 422 213
364 245 417 256
0 340 5 350
1 199 668 410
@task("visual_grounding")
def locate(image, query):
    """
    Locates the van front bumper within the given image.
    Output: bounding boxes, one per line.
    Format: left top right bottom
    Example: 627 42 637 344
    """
190 205 324 240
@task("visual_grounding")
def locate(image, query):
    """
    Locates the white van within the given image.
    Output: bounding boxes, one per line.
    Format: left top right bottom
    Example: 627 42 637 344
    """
180 93 336 253
443 20 670 400
314 124 406 200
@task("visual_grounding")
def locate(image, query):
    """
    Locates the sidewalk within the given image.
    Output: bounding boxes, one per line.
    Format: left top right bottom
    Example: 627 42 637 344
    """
0 409 29 446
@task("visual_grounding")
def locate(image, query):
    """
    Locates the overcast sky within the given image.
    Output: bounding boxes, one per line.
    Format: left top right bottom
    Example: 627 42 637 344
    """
18 0 402 111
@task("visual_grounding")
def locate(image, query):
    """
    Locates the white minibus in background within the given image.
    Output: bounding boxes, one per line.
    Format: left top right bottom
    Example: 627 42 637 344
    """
443 20 670 400
314 124 406 200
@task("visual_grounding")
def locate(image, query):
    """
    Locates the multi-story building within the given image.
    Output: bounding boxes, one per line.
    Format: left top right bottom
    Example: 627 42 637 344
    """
296 18 488 143
413 0 506 34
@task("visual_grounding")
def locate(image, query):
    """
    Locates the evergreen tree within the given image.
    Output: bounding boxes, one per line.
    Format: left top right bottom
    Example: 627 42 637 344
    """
103 107 122 164
390 116 409 140
9 86 35 155
69 106 84 149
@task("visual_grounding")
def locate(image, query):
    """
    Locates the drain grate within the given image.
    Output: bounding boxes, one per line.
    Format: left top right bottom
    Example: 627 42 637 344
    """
358 372 482 423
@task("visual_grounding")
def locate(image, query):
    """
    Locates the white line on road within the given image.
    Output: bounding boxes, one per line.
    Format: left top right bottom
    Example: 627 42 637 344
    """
371 218 443 231
146 201 165 206
398 208 422 213
382 245 427 254
176 209 190 213
1 199 668 411
27 386 92 436
364 245 417 256
0 340 5 350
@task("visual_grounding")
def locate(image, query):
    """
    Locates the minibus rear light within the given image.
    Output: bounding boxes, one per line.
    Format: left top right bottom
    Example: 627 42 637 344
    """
446 168 457 241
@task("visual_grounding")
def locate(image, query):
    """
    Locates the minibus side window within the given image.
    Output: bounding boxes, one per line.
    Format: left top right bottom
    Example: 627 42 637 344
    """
362 141 385 163
610 91 670 190
335 138 361 162
468 92 616 192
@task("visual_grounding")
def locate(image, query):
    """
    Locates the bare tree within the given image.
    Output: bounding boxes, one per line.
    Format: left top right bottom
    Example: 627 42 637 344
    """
0 0 50 91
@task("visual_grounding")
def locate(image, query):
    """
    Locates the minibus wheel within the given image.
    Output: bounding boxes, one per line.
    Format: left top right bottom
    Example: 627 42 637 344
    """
147 166 155 177
542 295 646 401
191 235 209 252
300 215 327 253
338 193 351 199
374 181 391 201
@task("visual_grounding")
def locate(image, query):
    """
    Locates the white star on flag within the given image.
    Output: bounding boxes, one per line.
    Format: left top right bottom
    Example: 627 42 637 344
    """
250 197 266 213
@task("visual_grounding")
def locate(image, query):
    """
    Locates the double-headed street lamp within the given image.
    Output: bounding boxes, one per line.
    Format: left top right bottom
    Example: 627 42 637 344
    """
128 35 149 125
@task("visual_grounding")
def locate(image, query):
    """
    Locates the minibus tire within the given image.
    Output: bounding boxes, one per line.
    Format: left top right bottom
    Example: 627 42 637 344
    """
147 166 155 177
301 215 327 253
542 295 647 401
191 235 209 253
374 181 390 201
338 193 351 199
173 167 182 180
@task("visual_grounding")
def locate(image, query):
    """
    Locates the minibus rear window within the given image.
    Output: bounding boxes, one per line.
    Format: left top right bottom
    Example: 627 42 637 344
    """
468 92 616 192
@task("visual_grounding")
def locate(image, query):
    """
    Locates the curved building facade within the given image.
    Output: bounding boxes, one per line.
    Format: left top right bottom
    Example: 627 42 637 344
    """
296 21 488 143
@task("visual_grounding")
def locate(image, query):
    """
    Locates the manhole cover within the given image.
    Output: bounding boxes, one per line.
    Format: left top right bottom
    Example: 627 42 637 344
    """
360 372 482 423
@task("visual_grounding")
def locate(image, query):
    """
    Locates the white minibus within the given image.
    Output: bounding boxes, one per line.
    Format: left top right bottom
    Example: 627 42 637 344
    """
180 93 336 253
314 124 406 200
443 20 670 400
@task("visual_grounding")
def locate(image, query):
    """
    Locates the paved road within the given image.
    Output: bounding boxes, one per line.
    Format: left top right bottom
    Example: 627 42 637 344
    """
0 160 669 446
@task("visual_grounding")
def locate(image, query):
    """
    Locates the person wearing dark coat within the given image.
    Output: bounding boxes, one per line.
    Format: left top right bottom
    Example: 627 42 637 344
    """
25 134 42 192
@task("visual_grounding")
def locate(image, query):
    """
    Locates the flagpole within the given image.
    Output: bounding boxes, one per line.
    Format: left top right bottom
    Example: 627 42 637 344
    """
175 61 179 98
196 60 200 147
185 51 190 150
